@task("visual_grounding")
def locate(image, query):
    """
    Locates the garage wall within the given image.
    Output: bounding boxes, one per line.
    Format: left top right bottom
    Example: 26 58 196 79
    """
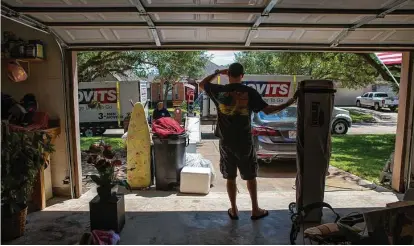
1 18 71 197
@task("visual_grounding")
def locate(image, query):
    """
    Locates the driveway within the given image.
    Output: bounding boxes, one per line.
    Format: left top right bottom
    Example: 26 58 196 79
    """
199 125 391 193
342 106 398 123
348 124 396 135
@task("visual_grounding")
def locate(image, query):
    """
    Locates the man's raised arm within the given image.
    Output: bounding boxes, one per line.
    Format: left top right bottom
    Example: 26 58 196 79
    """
262 90 299 115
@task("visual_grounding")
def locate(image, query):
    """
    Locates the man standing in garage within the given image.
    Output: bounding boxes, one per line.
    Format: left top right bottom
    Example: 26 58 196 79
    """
200 63 298 220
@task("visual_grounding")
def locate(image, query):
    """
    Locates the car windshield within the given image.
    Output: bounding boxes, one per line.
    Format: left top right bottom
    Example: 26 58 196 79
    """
376 93 388 97
258 106 297 122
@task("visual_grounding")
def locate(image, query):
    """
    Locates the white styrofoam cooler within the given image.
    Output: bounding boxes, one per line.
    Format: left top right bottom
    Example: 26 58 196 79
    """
180 166 211 194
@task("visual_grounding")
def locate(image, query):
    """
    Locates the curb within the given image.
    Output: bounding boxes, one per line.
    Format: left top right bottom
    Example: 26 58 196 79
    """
353 122 397 126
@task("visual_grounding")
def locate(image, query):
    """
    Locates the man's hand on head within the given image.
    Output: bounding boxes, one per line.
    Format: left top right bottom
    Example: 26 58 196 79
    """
219 69 228 75
215 69 228 75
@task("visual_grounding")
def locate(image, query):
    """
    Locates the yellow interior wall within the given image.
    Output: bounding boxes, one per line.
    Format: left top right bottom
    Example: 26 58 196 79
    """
1 17 71 197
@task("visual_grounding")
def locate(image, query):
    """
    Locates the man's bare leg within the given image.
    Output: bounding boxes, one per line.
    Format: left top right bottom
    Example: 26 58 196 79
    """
247 178 267 217
227 178 238 216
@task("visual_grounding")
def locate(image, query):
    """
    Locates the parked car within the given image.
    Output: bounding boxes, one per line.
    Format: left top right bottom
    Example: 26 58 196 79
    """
251 106 352 162
356 92 399 111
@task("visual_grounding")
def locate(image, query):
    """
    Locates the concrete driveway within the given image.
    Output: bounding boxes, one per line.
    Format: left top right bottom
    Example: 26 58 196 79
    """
198 139 382 194
342 106 398 123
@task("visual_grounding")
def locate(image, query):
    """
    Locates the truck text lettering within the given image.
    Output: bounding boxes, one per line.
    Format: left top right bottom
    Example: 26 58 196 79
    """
242 81 290 97
78 88 117 104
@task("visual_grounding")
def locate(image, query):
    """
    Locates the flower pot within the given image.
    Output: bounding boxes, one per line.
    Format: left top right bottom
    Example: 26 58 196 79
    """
96 185 117 202
89 193 126 233
1 204 28 242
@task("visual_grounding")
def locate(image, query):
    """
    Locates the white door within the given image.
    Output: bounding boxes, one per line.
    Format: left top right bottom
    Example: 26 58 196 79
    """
360 93 368 106
366 93 374 106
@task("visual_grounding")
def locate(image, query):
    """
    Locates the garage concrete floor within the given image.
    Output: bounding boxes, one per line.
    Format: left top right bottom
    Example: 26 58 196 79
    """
8 139 400 245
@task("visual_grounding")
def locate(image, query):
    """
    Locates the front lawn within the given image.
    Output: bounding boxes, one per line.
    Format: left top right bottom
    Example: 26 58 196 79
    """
330 134 395 183
348 110 376 123
80 137 125 151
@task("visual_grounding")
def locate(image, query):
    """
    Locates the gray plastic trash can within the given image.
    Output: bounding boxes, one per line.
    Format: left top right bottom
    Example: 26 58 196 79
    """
152 134 188 190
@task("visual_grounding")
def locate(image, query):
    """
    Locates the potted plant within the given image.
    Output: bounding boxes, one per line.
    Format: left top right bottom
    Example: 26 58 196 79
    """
1 125 55 241
87 142 131 233
87 142 131 201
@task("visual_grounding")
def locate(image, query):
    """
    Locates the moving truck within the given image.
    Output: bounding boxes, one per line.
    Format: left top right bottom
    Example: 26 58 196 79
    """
78 81 148 136
201 75 311 119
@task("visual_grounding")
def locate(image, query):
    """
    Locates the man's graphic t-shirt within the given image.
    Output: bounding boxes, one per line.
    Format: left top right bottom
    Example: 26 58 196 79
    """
204 83 268 143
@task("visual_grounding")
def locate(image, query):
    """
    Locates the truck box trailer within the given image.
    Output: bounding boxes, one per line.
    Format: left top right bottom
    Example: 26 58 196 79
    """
201 75 311 119
78 81 148 136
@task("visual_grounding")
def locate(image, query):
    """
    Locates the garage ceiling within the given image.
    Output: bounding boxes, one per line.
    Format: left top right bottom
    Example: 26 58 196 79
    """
2 0 414 51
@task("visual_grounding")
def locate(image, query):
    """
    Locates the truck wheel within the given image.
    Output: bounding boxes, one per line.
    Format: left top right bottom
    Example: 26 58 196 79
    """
356 100 361 107
84 129 95 137
332 120 348 135
374 103 380 111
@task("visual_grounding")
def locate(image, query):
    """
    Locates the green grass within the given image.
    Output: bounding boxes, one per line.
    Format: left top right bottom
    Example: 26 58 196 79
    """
80 137 125 151
348 110 376 123
330 134 396 184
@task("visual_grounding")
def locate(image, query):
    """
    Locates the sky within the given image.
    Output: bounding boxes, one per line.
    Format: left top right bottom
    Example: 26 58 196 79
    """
207 51 236 66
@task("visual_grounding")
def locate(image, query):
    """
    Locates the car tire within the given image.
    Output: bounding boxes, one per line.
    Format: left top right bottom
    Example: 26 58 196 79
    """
374 103 380 111
390 106 397 112
332 120 348 135
356 100 361 107
83 129 95 137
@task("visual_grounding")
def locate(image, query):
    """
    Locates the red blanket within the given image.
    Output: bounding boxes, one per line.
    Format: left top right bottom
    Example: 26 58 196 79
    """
152 117 185 138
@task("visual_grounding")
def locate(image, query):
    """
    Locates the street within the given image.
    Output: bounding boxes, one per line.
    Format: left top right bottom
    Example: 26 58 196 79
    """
348 123 396 135
199 123 396 136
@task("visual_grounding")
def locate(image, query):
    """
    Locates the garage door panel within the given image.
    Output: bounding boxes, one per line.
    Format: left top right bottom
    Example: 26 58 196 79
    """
3 0 134 7
159 28 199 42
151 13 256 23
28 13 145 22
382 30 414 43
251 28 342 43
341 29 414 43
142 0 266 7
264 14 368 24
51 27 153 43
276 0 394 9
369 15 414 24
343 30 386 42
206 28 249 42
158 27 249 42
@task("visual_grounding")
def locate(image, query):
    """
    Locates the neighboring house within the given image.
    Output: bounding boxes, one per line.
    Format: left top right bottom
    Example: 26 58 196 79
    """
87 70 144 83
149 60 225 106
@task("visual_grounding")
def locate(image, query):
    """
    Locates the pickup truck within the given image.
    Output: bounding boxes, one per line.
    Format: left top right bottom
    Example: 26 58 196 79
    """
356 92 399 111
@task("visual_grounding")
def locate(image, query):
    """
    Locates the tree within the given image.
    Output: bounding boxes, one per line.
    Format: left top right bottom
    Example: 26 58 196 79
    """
78 51 210 105
77 51 153 82
235 52 398 89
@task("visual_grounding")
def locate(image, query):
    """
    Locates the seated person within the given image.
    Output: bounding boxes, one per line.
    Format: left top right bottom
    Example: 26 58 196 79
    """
152 102 171 121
